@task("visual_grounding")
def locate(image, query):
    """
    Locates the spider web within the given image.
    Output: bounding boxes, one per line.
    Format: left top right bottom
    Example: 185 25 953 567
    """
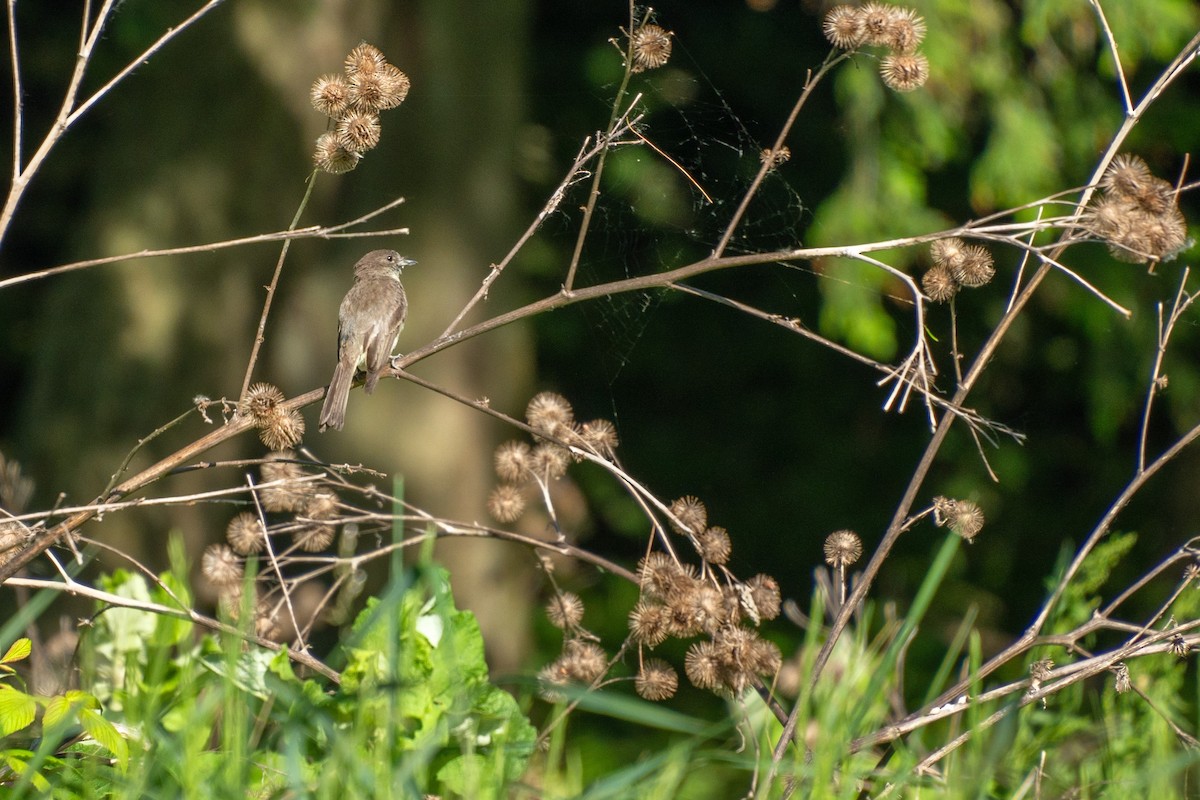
566 42 811 385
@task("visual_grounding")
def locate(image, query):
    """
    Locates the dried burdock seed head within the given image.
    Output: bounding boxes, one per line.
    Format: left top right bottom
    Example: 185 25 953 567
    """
526 391 575 438
494 440 531 483
226 512 265 555
823 5 865 50
579 419 620 455
746 573 782 621
630 23 672 72
684 640 721 691
537 661 570 703
259 407 305 452
310 73 351 118
1102 154 1154 200
882 7 926 53
669 495 708 535
241 383 284 424
922 263 960 303
335 112 382 153
313 131 361 174
546 592 585 629
487 484 526 523
260 451 311 513
933 496 985 542
294 523 336 552
880 51 929 92
529 443 570 479
374 64 411 110
629 600 671 647
751 636 783 677
562 639 608 683
691 583 731 635
955 245 996 288
202 543 243 588
305 490 339 520
344 42 387 77
638 551 683 599
860 2 896 46
636 659 679 701
824 529 863 568
930 237 967 268
760 145 791 169
695 526 732 565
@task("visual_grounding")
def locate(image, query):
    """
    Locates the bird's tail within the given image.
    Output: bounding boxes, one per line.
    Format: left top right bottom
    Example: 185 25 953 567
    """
319 362 354 431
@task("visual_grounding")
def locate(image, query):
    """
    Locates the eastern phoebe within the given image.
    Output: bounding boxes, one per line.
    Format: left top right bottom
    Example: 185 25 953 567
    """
318 249 413 431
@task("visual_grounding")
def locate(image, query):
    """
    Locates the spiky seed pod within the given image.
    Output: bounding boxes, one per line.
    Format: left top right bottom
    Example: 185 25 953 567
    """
695 526 732 565
1102 154 1154 199
294 523 336 552
335 112 382 153
546 592 585 629
1170 634 1190 658
373 64 411 110
313 131 361 174
636 659 679 701
930 237 967 268
882 7 926 53
859 2 896 46
663 582 707 638
933 496 985 542
344 43 387 77
880 51 929 92
823 5 865 49
955 245 996 288
305 491 339 521
487 484 526 523
669 495 707 535
562 640 608 683
529 443 570 479
526 391 575 438
260 407 305 451
922 263 959 303
537 661 571 703
638 551 683 599
260 452 311 513
746 574 782 621
750 637 782 676
630 24 672 71
629 600 671 646
310 73 351 118
226 512 265 555
692 584 731 635
579 419 620 455
241 383 285 424
824 530 863 567
760 145 791 169
202 543 243 587
684 640 722 691
494 440 531 483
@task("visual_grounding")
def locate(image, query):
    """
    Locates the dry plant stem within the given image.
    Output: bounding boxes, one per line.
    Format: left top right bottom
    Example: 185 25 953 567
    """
441 107 644 337
712 50 848 258
102 406 195 497
248 480 306 647
0 0 226 245
5 575 339 682
1137 269 1195 473
562 2 641 293
238 171 319 401
0 197 407 291
5 0 20 183
797 23 1200 713
1088 0 1133 114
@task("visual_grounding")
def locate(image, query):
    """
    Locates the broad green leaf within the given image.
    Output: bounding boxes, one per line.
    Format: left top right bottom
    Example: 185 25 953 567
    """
78 706 129 767
0 638 31 665
0 685 37 736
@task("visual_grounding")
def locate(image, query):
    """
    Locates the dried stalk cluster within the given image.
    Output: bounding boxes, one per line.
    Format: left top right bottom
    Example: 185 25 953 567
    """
823 3 929 92
1087 154 1188 265
201 450 343 638
311 43 411 174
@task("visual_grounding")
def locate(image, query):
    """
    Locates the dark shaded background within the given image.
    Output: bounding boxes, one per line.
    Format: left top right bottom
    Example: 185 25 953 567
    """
2 0 1200 758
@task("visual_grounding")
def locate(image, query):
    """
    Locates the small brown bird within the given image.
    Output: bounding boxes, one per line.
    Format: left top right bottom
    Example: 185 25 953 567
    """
318 249 413 431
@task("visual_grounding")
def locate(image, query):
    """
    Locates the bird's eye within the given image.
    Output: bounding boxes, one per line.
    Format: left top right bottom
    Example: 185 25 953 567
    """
385 254 394 262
